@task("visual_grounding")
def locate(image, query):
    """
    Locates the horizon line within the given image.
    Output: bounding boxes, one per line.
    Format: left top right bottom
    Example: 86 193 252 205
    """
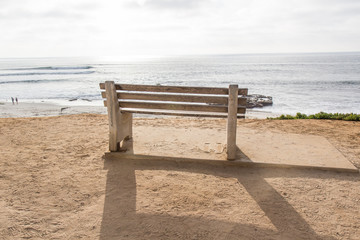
1 51 360 60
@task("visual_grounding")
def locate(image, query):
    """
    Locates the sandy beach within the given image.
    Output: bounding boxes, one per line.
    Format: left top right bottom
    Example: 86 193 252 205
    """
0 101 276 119
0 111 359 239
0 101 107 118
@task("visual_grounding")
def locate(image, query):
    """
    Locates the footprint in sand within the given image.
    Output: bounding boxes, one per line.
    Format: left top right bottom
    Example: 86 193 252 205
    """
215 143 225 154
203 143 211 153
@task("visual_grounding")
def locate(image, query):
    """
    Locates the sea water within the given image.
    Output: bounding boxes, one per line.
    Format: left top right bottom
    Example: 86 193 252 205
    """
0 52 359 115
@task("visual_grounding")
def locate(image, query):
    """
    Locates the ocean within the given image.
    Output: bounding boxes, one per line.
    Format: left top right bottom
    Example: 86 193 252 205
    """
1 52 359 115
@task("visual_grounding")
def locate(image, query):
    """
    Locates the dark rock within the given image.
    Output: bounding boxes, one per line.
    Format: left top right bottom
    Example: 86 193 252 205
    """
246 94 273 108
207 94 273 109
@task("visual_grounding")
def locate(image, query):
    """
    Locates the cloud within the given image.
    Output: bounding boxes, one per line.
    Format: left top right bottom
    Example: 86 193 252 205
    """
144 0 207 9
124 0 209 10
0 0 359 57
0 0 99 20
0 8 87 20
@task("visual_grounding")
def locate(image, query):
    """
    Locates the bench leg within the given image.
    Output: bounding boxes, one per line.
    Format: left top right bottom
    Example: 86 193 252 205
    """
118 112 133 152
227 84 238 160
105 81 134 152
105 81 121 152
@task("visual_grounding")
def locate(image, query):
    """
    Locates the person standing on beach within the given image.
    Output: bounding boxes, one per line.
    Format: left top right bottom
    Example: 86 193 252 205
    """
11 97 14 104
16 97 18 104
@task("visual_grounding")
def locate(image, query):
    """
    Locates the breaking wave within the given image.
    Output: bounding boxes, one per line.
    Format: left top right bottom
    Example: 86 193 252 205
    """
0 79 69 84
0 71 95 77
7 66 94 71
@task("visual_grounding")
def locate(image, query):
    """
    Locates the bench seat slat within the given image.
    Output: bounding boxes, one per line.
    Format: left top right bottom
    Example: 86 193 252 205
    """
121 109 245 119
99 83 248 95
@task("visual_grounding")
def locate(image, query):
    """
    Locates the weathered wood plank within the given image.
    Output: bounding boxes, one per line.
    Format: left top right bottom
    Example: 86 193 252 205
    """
121 109 246 118
118 112 133 151
103 100 246 113
102 91 227 103
101 91 247 105
105 81 121 152
100 83 248 95
242 88 248 96
227 85 238 160
117 84 228 94
237 107 246 114
119 101 228 113
119 92 228 104
239 97 246 106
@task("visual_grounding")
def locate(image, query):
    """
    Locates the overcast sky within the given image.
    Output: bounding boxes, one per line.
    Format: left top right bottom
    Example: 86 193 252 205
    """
1 0 360 58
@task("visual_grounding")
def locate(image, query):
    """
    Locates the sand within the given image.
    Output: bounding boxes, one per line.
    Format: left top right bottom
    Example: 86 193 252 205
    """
0 102 107 118
1 114 360 239
0 101 276 119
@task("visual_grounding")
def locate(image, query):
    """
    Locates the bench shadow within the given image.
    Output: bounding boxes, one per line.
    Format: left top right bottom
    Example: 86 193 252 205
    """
99 155 358 240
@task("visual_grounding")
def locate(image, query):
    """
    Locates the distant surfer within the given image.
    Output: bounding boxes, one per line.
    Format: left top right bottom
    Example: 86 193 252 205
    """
11 97 14 105
15 97 18 104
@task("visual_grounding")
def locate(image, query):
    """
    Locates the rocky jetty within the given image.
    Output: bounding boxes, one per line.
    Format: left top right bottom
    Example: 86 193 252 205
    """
246 94 273 108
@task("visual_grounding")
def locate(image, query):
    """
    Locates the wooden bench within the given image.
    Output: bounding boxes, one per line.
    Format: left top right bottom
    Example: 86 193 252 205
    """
100 81 248 160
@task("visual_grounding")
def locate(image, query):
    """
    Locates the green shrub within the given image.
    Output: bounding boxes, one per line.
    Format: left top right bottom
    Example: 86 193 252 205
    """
268 112 360 121
296 112 308 119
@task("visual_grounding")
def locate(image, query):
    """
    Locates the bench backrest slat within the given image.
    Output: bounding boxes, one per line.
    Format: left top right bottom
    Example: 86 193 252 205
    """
100 82 248 115
102 100 246 114
100 83 248 95
121 101 246 113
101 91 247 106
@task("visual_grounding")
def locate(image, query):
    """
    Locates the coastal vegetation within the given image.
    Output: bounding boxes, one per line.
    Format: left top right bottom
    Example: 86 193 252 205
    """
268 112 360 121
